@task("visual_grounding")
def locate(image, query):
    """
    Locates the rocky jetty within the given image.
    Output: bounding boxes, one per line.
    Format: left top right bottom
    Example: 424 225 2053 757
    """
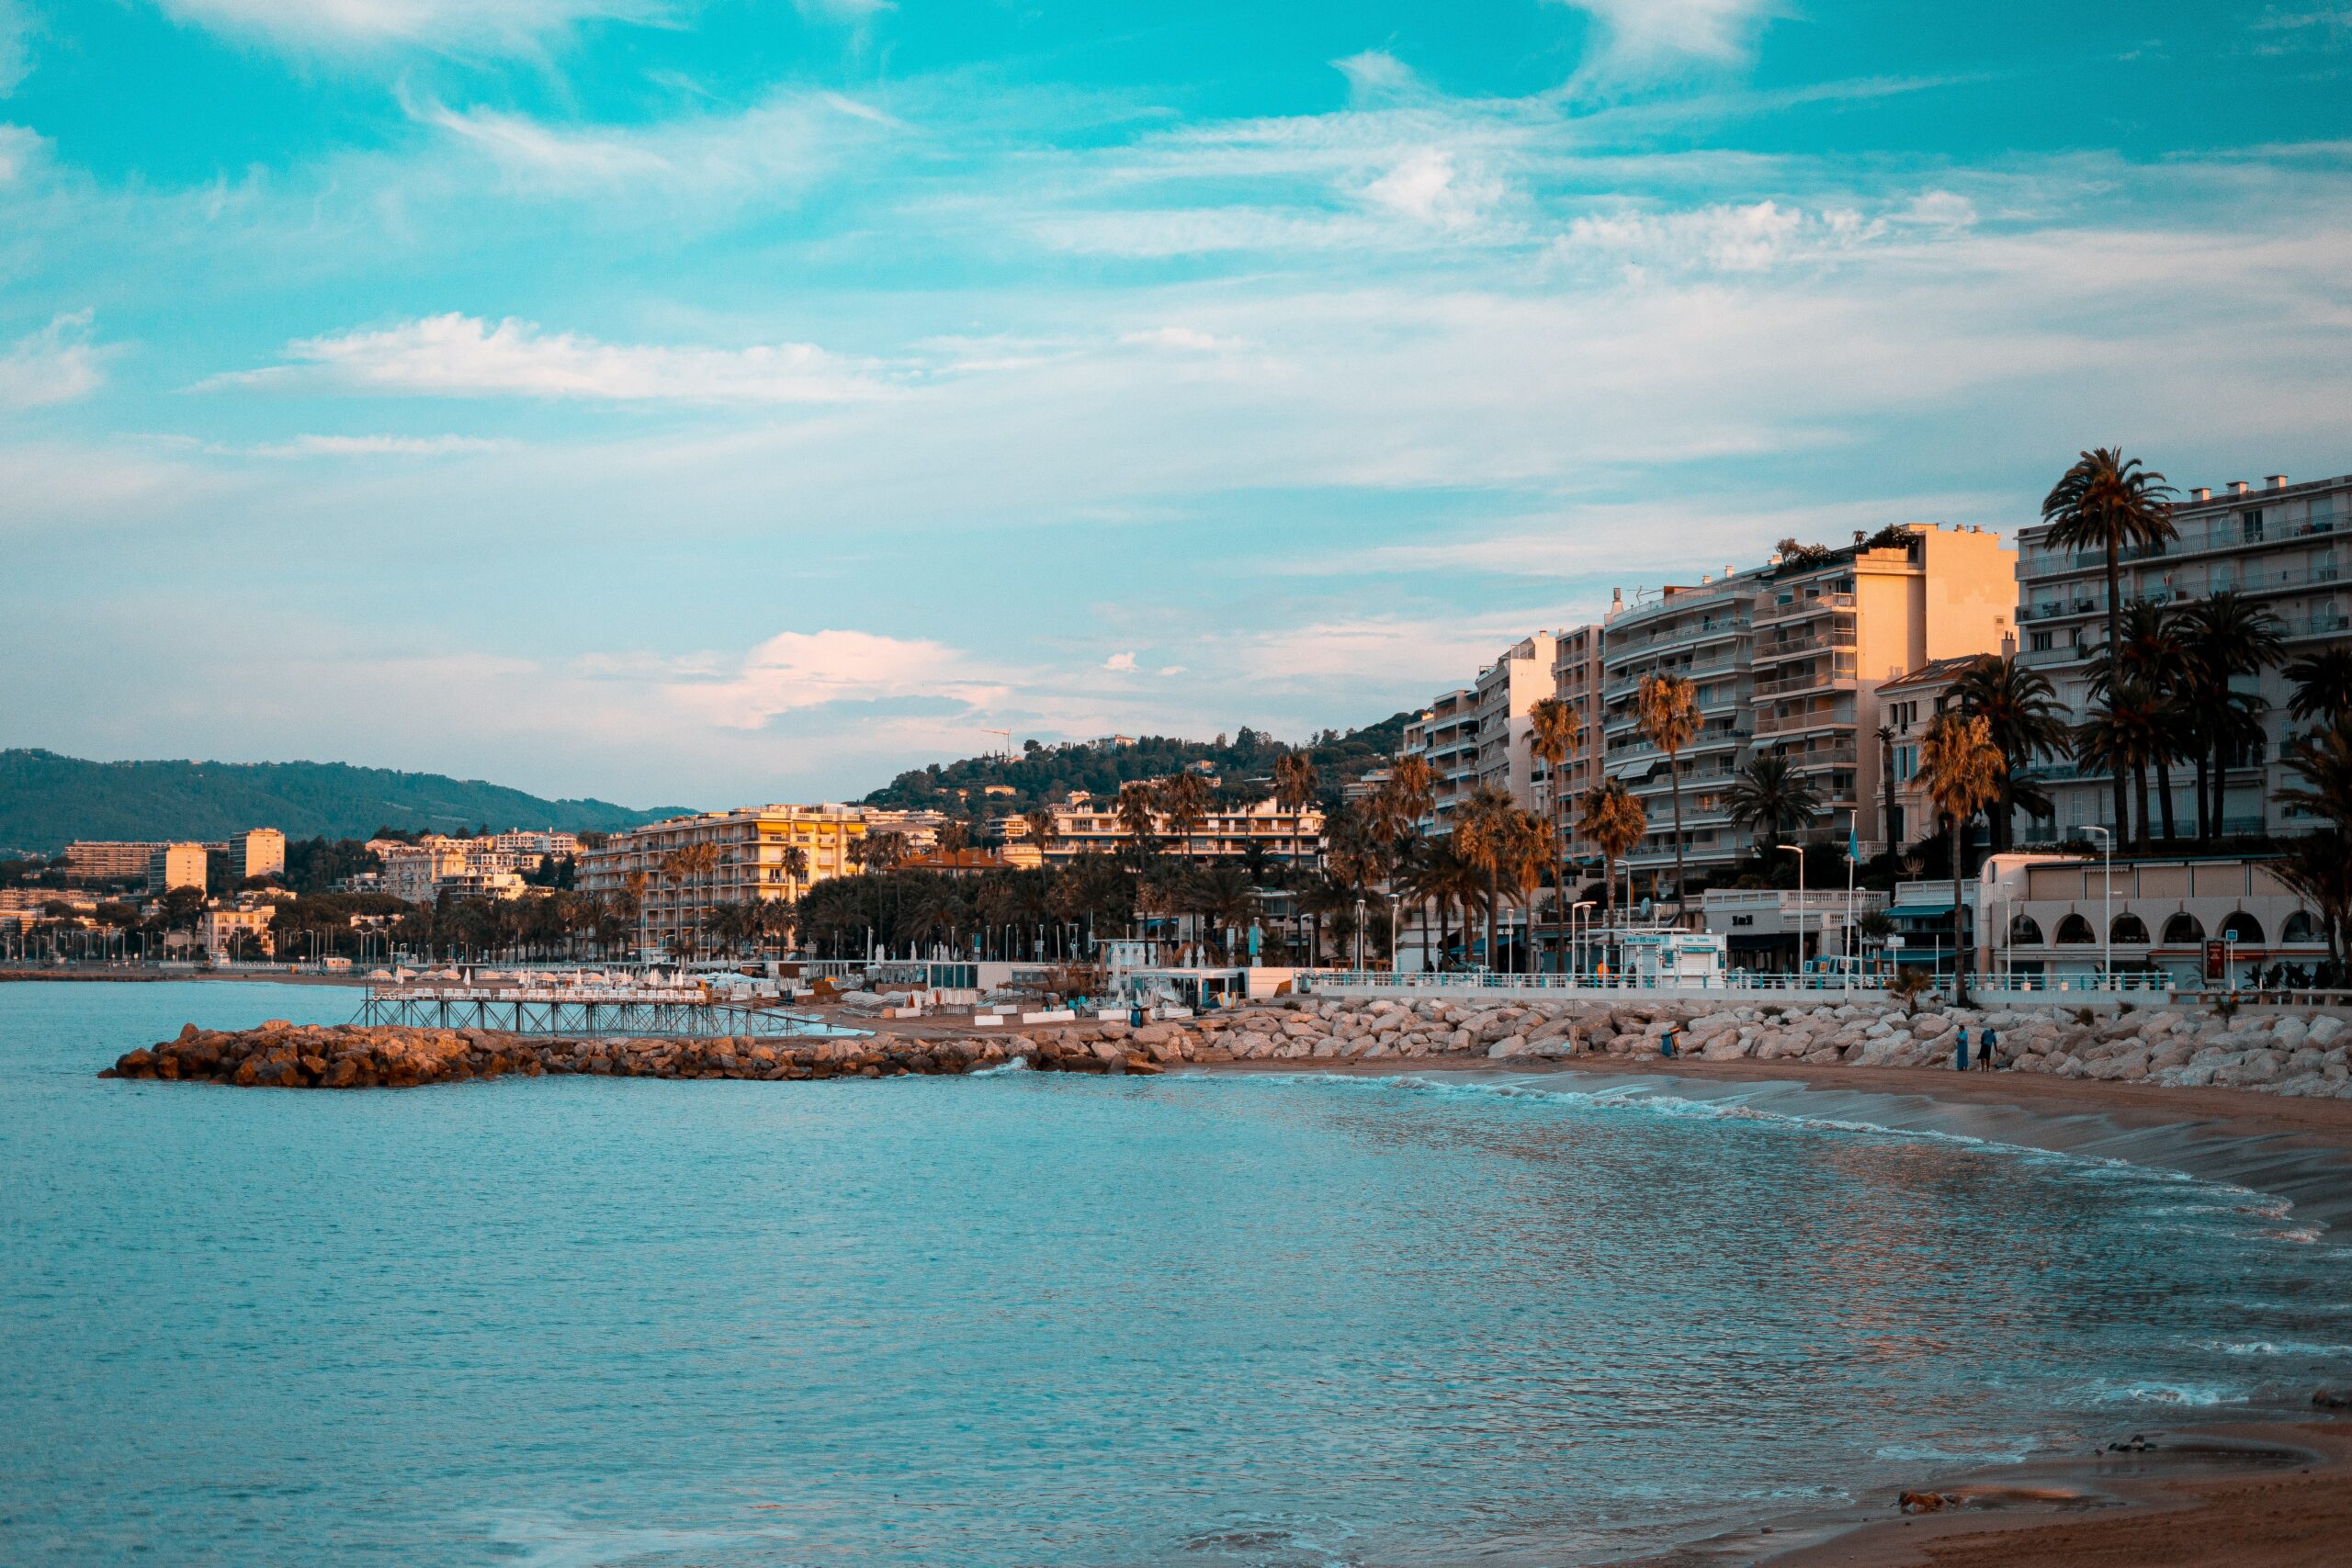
100 1021 1165 1089
100 998 2352 1100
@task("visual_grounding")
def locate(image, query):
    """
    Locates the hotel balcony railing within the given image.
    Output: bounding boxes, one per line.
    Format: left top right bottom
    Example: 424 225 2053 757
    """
1604 615 1752 655
1757 591 1856 625
1752 621 1858 662
2283 611 2352 640
1754 706 1849 738
1752 658 1857 698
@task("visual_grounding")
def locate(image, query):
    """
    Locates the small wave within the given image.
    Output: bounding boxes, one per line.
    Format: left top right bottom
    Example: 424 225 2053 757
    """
2090 1380 2245 1407
1872 1437 2043 1465
2215 1339 2352 1357
970 1055 1030 1076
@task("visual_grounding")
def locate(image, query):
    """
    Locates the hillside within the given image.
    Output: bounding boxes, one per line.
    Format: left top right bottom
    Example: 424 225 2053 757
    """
861 713 1417 818
0 750 690 853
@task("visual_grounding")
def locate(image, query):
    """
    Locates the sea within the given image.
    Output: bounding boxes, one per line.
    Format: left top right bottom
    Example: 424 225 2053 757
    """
4 981 2348 1567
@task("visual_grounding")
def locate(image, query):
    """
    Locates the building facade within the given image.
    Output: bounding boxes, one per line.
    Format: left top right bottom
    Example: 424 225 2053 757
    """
63 841 162 883
2013 468 2352 841
576 806 871 953
1472 633 1558 812
999 791 1324 866
1600 525 2015 889
1542 622 1608 858
146 842 207 894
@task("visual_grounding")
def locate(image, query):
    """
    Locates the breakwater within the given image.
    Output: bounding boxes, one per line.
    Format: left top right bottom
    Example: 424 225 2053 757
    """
100 994 2352 1100
100 1020 1164 1087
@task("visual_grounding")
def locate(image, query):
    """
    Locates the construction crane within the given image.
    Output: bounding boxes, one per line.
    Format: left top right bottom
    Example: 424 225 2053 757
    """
978 727 1014 759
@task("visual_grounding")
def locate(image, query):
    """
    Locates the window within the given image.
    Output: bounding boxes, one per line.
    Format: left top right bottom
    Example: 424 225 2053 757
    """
1894 745 1917 782
2242 509 2266 543
2054 913 2097 944
2222 910 2266 943
2283 910 2321 944
2010 915 2044 944
2110 913 2150 944
2029 630 2053 652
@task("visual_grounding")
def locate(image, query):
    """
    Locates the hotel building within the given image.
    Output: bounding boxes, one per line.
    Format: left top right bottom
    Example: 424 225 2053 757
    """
145 842 208 894
1600 523 2015 886
577 805 876 953
998 791 1324 866
1541 623 1609 858
2013 469 2352 841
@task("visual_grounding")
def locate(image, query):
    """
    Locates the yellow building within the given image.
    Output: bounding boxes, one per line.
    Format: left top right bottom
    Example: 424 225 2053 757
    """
577 806 873 953
146 842 208 894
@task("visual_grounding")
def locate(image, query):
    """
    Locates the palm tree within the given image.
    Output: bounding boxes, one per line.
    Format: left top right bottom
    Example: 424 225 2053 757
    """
2041 447 2179 838
1115 781 1160 868
1527 694 1583 970
1502 808 1556 975
1951 653 2069 850
780 843 809 894
2280 716 2352 833
1723 753 1822 858
1022 807 1058 870
2075 682 2168 852
1156 771 1212 863
1633 672 1700 920
1578 778 1645 940
1917 711 2005 1005
2271 829 2352 971
2286 646 2352 728
1190 864 1256 963
1389 753 1434 829
2178 591 2284 840
1272 752 1319 863
2086 602 2188 846
1452 784 1513 971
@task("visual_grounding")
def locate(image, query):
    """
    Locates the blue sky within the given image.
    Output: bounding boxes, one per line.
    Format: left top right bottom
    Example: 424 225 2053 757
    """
5 2 2350 807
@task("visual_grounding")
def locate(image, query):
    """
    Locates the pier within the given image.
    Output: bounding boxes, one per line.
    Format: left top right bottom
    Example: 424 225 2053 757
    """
350 984 848 1039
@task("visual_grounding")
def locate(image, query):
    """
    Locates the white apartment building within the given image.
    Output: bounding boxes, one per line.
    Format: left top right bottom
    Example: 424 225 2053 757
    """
1000 791 1324 866
63 841 163 883
1418 689 1477 828
1543 623 1608 859
2014 468 2352 841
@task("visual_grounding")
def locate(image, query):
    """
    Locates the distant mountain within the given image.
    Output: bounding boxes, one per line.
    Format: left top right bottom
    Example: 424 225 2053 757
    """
0 750 692 853
860 713 1417 818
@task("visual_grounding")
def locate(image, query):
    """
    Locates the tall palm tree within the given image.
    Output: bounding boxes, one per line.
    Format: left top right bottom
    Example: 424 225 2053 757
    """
1578 778 1646 939
780 843 810 893
2178 591 2284 841
2286 646 2352 728
1527 694 1583 970
1389 753 1435 830
1917 712 2006 1005
1115 781 1160 869
1502 808 1557 975
2041 447 2178 839
2280 716 2352 833
1723 753 1822 858
1452 784 1513 970
2085 602 2188 845
1951 652 2069 851
2075 683 2167 852
2271 829 2352 971
1156 771 1212 863
1633 671 1700 920
1272 752 1319 863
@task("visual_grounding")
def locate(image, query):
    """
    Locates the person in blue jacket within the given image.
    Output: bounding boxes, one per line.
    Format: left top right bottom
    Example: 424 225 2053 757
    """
1954 1024 1970 1072
1660 1024 1678 1058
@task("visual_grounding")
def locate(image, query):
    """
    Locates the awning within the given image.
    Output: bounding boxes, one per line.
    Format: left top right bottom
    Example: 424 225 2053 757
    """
1886 902 1955 919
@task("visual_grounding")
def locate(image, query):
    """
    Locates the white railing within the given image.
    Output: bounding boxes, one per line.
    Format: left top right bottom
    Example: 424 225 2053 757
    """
1297 968 2191 1001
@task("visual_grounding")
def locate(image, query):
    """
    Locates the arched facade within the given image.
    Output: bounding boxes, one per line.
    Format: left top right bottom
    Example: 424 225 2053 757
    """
2282 909 2322 944
2053 912 2097 944
2221 910 2266 943
2009 914 2044 945
2109 913 2151 944
2163 911 2205 944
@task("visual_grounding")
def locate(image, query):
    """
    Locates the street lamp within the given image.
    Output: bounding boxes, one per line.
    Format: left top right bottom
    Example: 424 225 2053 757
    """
1353 897 1366 971
2084 825 2112 988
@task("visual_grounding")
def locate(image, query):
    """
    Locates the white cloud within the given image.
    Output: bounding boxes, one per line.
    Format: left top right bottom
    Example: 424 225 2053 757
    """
213 313 896 403
1117 326 1243 353
0 311 104 409
0 0 33 96
665 628 1011 730
1361 148 1502 231
0 121 38 181
1557 0 1783 77
238 434 515 458
149 0 664 54
1102 650 1137 671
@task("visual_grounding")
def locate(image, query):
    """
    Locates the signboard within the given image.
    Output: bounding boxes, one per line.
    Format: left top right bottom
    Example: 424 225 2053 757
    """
2204 940 2226 980
1886 935 1905 950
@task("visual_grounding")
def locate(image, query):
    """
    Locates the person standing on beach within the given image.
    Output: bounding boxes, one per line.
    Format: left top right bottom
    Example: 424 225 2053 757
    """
1980 1026 1999 1070
1660 1024 1677 1058
1954 1024 1970 1072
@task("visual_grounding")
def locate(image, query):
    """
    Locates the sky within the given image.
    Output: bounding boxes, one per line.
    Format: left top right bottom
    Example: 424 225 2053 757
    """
4 1 2351 808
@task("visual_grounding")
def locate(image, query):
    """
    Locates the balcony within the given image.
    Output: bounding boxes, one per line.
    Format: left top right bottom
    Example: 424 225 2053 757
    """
1752 619 1858 663
1752 658 1857 698
1604 615 1752 657
1754 705 1849 738
1757 590 1856 625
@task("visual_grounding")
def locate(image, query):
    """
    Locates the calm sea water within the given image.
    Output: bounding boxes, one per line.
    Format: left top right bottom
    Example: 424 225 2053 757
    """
5 982 2349 1568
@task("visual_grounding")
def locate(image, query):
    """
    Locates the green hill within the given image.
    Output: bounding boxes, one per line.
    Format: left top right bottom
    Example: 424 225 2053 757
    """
860 713 1415 818
0 749 690 853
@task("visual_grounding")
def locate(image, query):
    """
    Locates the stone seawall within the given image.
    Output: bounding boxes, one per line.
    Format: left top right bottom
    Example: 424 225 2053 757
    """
101 1021 1162 1088
102 996 2352 1100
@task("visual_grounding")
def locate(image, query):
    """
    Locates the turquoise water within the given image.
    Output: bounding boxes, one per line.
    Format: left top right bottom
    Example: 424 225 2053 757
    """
5 982 2349 1567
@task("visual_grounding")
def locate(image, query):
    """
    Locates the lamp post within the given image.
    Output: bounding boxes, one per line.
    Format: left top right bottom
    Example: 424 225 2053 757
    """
2084 825 2112 989
1571 900 1595 986
1353 897 1366 972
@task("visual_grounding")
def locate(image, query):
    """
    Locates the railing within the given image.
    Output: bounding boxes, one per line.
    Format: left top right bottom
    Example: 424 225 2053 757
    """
1754 706 1845 737
1296 969 2186 998
1757 591 1856 624
1752 624 1858 661
1605 615 1753 655
1753 660 1856 698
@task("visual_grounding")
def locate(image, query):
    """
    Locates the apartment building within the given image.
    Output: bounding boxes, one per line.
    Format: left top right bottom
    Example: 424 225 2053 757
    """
576 805 872 953
998 791 1324 866
1874 654 1984 852
1473 633 1557 811
1601 525 2015 887
2013 468 2352 840
146 842 208 894
205 829 286 883
63 840 162 883
1543 623 1608 856
199 904 277 959
1417 688 1478 827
